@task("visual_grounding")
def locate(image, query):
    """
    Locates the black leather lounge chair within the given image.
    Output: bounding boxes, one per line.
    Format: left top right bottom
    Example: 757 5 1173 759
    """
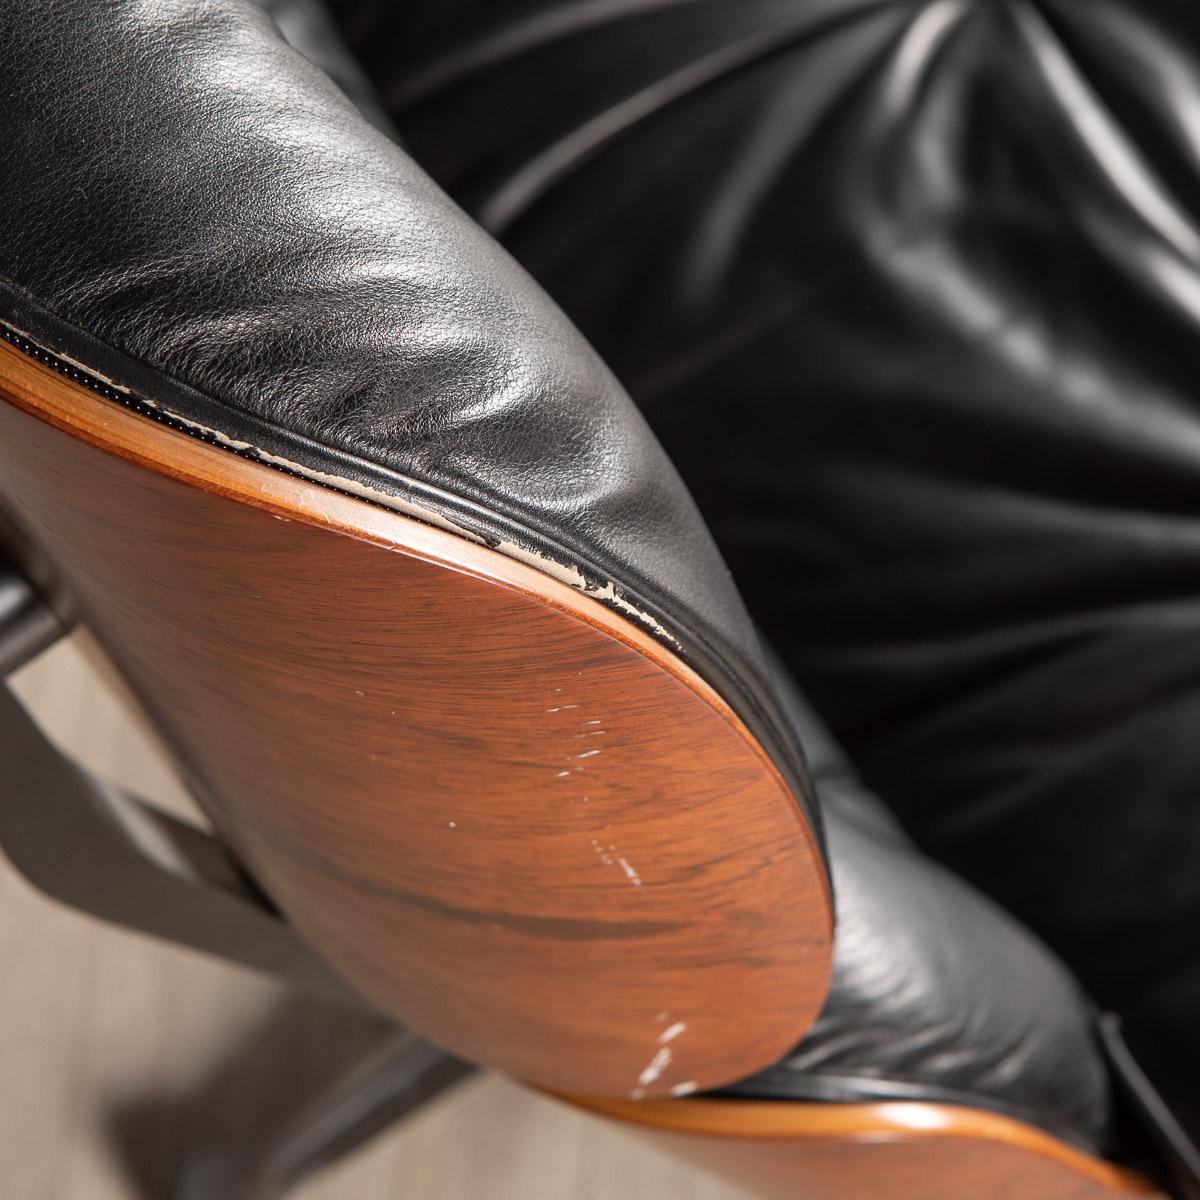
1 2 1198 1197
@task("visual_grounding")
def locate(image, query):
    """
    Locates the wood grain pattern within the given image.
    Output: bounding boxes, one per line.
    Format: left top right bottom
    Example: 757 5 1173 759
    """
562 1095 1164 1199
0 335 832 1098
0 634 750 1200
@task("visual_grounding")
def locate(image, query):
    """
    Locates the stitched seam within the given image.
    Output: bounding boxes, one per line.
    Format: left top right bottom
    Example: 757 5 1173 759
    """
0 322 688 644
0 323 405 513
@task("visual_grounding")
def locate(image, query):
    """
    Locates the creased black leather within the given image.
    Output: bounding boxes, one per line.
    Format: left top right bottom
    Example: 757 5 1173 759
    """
258 0 394 134
724 663 1112 1154
0 0 820 851
343 0 1200 1147
0 0 1162 1164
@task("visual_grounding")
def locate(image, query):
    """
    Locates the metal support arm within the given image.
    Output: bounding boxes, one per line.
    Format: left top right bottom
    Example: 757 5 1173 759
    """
0 551 62 676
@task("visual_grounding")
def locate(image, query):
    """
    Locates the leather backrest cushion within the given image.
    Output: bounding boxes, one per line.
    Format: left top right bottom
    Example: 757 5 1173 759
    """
331 0 1200 1026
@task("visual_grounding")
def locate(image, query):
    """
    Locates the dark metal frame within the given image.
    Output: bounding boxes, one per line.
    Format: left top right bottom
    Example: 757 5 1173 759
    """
0 552 476 1198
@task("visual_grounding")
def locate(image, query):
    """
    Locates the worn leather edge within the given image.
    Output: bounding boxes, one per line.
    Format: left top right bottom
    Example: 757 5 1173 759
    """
0 281 827 879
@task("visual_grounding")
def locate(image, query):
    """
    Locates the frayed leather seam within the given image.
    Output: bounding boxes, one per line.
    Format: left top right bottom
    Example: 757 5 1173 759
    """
0 312 830 888
0 319 679 647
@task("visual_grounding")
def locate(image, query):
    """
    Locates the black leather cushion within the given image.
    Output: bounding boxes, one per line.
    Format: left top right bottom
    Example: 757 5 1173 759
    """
0 0 1123 1158
336 0 1200 1125
726 663 1111 1155
0 0 818 844
258 0 394 133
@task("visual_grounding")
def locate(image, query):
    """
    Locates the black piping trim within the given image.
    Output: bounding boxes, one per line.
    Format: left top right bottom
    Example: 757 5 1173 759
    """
0 323 395 511
1100 1015 1200 1200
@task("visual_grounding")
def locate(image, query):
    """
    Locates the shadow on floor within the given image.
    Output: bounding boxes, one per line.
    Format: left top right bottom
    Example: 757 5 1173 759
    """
100 990 400 1200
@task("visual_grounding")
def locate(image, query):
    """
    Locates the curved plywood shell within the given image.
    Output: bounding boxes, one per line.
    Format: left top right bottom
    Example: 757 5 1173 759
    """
563 1095 1162 1199
0 333 832 1097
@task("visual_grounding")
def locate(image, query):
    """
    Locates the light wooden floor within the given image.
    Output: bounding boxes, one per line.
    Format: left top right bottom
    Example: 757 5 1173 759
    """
2 636 754 1200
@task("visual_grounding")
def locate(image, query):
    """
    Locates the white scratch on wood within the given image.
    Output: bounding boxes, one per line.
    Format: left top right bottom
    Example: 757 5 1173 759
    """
617 857 642 886
638 1047 672 1088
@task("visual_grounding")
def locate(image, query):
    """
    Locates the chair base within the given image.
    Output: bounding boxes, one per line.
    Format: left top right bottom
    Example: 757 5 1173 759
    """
176 1034 476 1200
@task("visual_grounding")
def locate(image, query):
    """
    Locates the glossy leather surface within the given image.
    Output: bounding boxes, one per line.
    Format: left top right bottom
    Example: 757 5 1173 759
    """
336 0 1200 1137
0 0 1155 1162
726 665 1111 1154
259 0 394 134
0 0 829 852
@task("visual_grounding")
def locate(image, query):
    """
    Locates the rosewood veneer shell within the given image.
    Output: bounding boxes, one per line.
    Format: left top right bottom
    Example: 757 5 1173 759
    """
0 334 832 1098
564 1095 1163 1199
